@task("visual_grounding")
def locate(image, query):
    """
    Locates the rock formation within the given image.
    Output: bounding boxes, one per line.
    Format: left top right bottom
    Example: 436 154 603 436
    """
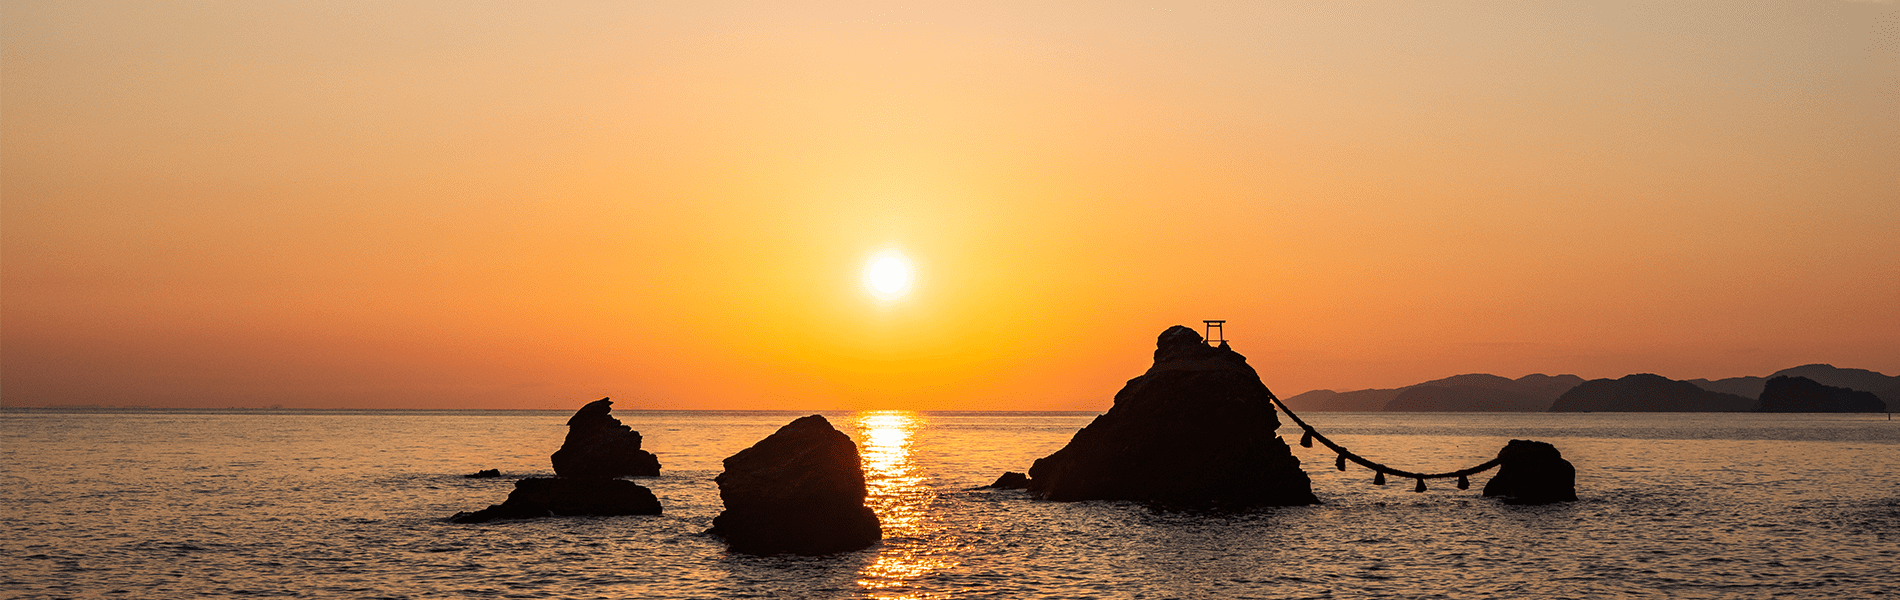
447 477 662 523
1549 374 1755 412
463 468 501 478
1025 325 1316 508
1756 376 1887 413
710 415 882 555
550 398 661 478
1481 439 1577 504
986 471 1030 489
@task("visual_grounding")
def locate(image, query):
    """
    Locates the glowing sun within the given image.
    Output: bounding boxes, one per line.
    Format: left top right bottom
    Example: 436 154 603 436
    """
863 250 914 301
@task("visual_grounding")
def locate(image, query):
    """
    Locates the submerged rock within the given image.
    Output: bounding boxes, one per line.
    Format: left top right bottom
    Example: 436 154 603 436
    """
448 477 662 523
1481 439 1577 504
986 471 1030 489
1026 325 1317 508
463 468 501 478
550 398 661 478
710 415 882 555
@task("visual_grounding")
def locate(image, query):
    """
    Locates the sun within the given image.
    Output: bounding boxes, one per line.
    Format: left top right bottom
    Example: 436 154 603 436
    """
863 250 915 301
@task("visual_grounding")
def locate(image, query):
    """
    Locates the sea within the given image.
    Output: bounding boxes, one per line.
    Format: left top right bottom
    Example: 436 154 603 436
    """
2 409 1896 599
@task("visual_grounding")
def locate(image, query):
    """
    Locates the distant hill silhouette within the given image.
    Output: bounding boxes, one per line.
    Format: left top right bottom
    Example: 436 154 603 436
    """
1769 364 1899 407
1549 374 1755 412
1687 364 1898 408
1756 376 1887 413
1383 373 1584 412
1683 375 1767 399
1281 388 1403 412
1290 365 1894 413
1283 373 1583 412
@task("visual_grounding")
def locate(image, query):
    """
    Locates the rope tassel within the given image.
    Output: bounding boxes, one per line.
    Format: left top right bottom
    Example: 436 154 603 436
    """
1263 391 1506 498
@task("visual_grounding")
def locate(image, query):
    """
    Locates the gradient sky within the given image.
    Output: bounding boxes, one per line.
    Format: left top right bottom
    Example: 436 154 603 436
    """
4 1 1897 410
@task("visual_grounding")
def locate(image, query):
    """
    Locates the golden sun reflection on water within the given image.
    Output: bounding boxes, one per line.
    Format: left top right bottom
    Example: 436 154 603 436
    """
854 411 958 598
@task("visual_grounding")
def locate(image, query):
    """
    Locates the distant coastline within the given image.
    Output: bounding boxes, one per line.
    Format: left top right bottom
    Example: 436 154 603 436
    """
1284 363 1895 413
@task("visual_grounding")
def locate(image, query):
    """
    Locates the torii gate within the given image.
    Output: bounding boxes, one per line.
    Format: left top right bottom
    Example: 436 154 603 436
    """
1203 320 1227 349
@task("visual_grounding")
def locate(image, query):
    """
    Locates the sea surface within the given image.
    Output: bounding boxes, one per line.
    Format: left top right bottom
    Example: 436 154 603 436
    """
3 409 1896 599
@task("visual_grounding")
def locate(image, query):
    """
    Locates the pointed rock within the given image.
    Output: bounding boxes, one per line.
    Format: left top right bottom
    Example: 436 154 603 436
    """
550 398 661 478
1026 325 1317 508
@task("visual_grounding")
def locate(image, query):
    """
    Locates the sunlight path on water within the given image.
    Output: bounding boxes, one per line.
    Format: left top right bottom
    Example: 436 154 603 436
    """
853 411 959 599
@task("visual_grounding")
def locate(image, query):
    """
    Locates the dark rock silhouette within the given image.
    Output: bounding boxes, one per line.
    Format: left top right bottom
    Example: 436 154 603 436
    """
550 398 661 478
1481 439 1577 504
1756 376 1887 413
1549 374 1755 412
463 468 501 478
710 415 882 555
986 471 1030 489
1025 325 1317 508
447 477 662 523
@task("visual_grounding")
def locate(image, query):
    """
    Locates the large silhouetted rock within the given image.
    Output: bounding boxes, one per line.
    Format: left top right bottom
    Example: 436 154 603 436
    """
1025 326 1316 508
550 398 661 478
1481 439 1577 504
1756 376 1887 413
1549 374 1755 412
448 477 662 523
710 415 882 555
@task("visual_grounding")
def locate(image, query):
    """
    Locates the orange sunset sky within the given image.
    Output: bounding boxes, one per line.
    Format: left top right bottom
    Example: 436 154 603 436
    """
4 1 1896 410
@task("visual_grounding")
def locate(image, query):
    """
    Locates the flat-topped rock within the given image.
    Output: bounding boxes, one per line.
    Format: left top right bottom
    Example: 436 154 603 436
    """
710 415 882 555
550 398 661 478
448 477 662 523
1481 439 1577 504
1026 325 1317 508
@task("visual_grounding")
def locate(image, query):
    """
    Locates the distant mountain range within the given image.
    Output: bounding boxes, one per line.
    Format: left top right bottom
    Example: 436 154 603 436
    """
1281 364 1894 412
1283 373 1584 412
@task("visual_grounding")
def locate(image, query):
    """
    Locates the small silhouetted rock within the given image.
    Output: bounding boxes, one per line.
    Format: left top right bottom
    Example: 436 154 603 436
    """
710 415 882 555
1756 375 1887 413
447 477 662 523
1025 325 1316 508
463 468 501 478
550 398 661 478
987 471 1030 489
1482 439 1577 504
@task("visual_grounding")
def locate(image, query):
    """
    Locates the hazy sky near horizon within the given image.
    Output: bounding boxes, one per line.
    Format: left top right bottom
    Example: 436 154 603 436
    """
4 1 1896 410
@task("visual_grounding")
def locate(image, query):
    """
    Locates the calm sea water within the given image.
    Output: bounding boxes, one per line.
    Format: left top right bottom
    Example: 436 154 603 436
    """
2 409 1896 599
